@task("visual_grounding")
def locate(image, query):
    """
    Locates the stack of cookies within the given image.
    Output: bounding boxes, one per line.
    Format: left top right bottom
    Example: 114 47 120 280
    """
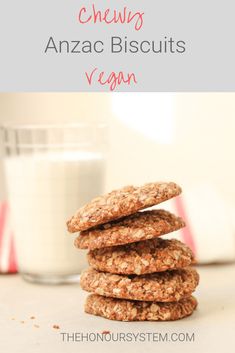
67 182 199 321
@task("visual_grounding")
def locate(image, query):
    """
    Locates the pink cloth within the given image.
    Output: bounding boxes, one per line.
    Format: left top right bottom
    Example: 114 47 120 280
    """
0 201 17 273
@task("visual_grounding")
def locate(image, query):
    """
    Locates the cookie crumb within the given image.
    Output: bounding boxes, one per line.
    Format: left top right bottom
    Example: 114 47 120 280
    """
34 324 40 328
11 318 15 320
20 321 25 324
102 330 110 334
53 325 60 330
30 316 36 320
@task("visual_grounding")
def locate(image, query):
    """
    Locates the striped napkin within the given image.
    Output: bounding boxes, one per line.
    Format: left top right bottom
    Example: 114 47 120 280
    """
0 201 17 273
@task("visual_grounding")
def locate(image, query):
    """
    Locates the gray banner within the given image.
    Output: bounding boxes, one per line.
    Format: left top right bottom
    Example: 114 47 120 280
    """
0 0 234 91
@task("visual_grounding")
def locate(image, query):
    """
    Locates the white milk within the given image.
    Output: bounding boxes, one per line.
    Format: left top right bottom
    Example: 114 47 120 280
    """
4 151 105 277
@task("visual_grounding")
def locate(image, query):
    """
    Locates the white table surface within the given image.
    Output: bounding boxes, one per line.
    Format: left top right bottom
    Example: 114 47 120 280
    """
1 263 235 353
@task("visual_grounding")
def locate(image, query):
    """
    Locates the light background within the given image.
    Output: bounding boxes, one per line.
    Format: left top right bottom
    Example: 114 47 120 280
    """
0 92 235 199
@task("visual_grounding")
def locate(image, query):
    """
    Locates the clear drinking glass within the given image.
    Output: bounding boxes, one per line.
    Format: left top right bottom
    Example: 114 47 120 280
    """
1 123 107 284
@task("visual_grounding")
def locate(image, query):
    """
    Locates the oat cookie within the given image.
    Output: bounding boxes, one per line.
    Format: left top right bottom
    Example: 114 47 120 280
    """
75 210 185 250
85 294 198 321
80 267 199 302
67 182 182 232
88 238 195 275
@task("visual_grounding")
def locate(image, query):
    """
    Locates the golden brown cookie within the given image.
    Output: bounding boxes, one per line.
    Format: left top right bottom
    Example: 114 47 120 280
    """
75 210 185 250
85 294 198 321
80 267 199 302
87 238 195 275
67 182 182 232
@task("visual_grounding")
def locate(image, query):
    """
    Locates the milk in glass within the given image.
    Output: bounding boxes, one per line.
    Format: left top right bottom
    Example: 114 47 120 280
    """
4 151 105 281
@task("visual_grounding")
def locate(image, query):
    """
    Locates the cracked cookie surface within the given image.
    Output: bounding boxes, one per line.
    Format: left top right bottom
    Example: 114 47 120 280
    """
80 267 199 302
87 238 195 275
75 209 185 250
85 294 198 321
67 182 182 232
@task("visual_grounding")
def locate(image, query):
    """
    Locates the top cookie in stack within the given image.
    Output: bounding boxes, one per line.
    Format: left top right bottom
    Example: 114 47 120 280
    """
67 182 182 232
67 182 199 322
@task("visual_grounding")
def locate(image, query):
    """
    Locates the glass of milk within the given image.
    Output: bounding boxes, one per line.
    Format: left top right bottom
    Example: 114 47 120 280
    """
1 123 107 284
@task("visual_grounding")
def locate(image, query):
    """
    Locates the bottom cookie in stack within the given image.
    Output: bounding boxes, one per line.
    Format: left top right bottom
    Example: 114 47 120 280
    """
85 294 198 322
